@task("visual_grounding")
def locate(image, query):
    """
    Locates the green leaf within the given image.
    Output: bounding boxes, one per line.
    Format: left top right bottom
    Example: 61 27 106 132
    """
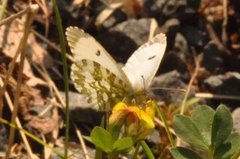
83 136 92 143
113 137 133 152
211 105 233 149
214 133 240 159
170 147 202 159
90 126 113 153
173 115 208 150
185 97 201 108
192 105 215 146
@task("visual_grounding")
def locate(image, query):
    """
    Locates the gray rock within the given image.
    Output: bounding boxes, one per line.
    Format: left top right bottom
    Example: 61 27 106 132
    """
144 0 187 17
204 72 240 95
98 18 154 62
102 9 126 28
151 70 188 106
110 18 153 45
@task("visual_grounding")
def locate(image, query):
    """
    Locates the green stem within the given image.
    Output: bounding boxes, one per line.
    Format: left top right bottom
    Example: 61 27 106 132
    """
140 140 155 159
156 106 175 147
207 146 214 159
52 1 70 158
132 142 140 159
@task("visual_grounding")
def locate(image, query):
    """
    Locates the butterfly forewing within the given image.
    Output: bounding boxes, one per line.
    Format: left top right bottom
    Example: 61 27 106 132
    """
66 27 129 83
71 59 130 110
122 33 167 92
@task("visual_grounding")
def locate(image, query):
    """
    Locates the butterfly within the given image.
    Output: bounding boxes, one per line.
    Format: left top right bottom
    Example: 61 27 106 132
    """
66 27 167 111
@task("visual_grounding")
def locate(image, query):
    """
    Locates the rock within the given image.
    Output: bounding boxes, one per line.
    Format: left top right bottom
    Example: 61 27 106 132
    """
62 91 93 110
60 91 103 124
203 72 240 95
144 0 187 17
151 70 188 106
102 9 127 28
203 72 240 107
0 124 7 151
181 26 203 46
110 18 153 45
201 41 224 73
160 33 189 76
98 18 154 62
160 18 180 48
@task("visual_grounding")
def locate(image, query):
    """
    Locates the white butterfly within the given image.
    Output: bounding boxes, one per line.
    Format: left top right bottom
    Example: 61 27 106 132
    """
66 27 167 110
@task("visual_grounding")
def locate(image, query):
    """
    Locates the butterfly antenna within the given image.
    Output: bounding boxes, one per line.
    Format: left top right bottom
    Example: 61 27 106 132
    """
151 87 186 93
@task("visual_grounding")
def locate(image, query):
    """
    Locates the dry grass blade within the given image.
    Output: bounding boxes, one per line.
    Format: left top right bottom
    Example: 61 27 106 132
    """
0 6 33 118
33 62 90 159
0 6 30 26
95 0 123 26
195 93 240 101
0 78 36 159
75 124 90 159
5 4 39 159
32 63 65 108
180 53 200 115
154 118 176 136
32 29 74 62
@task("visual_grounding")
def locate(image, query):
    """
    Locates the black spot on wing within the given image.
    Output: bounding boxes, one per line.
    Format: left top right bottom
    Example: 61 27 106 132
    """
96 50 101 56
148 55 156 60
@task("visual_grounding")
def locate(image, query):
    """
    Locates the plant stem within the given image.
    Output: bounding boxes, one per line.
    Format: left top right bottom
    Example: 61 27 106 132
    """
132 142 140 159
156 106 175 147
0 117 64 158
0 0 7 20
140 140 155 159
52 0 70 158
5 5 38 159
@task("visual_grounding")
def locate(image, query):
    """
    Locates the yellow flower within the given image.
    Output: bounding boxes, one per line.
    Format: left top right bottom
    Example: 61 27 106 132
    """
109 101 155 140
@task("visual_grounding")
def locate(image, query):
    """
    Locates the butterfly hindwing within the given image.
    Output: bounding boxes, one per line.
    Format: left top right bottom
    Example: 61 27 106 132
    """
71 59 130 110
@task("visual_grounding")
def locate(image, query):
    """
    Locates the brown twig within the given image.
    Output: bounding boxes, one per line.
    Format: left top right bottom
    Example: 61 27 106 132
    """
32 29 74 62
5 5 38 159
0 6 35 118
206 23 231 54
176 51 201 147
180 52 200 115
33 0 50 37
222 0 228 45
0 78 35 158
0 6 30 26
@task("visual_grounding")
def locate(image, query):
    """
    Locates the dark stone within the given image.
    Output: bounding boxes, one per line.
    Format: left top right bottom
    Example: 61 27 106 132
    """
201 41 224 73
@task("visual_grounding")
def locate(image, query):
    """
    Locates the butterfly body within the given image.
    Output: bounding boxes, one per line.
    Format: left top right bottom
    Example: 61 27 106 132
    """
66 27 167 110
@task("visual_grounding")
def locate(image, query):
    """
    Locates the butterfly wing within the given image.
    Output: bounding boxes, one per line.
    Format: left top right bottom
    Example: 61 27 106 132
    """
66 27 129 82
66 27 131 110
122 33 167 92
71 59 130 110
